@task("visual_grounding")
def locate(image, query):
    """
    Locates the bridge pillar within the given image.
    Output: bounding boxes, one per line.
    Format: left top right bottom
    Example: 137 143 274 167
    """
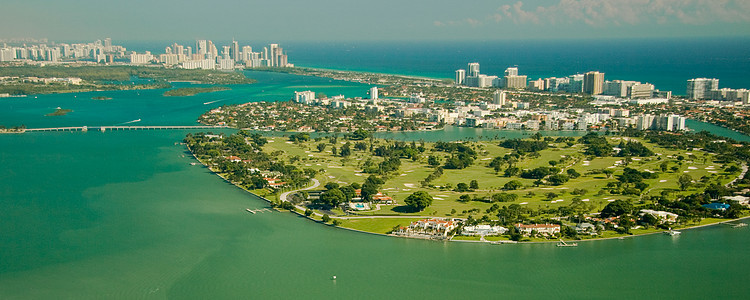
100 127 106 132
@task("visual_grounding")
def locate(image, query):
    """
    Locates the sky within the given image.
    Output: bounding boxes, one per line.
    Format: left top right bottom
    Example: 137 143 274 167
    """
2 0 750 42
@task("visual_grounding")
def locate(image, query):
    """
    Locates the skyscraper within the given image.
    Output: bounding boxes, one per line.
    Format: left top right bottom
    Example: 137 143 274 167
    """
584 71 605 95
686 78 719 100
505 67 518 76
455 69 465 85
196 40 207 56
231 40 240 62
468 63 480 77
370 86 378 100
269 44 279 67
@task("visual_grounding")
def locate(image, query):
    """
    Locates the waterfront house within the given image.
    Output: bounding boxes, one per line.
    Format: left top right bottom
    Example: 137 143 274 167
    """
462 224 508 236
639 209 679 222
574 223 597 235
723 195 749 207
405 218 458 237
514 223 561 236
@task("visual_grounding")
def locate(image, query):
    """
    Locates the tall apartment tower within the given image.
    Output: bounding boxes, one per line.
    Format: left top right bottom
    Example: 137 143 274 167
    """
269 44 279 67
505 67 518 76
686 78 719 100
455 69 466 85
583 71 605 95
370 86 378 100
493 90 507 106
468 62 480 77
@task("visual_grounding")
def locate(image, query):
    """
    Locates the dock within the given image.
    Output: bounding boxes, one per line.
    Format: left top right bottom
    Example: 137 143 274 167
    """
246 208 271 214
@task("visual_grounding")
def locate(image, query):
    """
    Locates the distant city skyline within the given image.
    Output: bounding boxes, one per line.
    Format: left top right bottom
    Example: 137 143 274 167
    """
1 0 749 41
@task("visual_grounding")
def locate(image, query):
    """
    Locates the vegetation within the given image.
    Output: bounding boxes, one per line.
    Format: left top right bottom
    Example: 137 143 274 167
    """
163 86 230 96
45 108 72 116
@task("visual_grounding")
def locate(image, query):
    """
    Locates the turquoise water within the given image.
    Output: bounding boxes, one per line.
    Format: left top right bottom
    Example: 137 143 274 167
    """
2 72 750 299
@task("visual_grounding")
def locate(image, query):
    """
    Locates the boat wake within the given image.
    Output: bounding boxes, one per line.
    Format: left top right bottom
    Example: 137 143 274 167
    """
118 119 142 125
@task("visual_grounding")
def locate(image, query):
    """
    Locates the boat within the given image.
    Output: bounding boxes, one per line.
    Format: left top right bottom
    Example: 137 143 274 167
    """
732 223 748 228
246 209 256 214
664 228 681 236
190 162 197 165
557 239 578 247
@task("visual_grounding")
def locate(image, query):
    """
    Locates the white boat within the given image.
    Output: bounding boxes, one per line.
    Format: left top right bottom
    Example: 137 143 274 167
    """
664 229 681 236
246 209 256 214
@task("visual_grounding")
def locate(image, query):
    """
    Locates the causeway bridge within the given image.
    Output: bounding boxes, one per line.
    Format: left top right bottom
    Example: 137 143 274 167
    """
22 125 229 132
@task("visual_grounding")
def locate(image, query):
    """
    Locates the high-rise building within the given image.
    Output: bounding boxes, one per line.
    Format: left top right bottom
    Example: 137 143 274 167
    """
493 90 507 106
583 71 605 95
294 91 316 105
468 62 480 77
505 67 518 76
455 69 465 85
628 83 654 99
196 40 207 56
503 75 527 89
686 78 719 100
231 40 240 62
370 86 378 100
269 44 279 67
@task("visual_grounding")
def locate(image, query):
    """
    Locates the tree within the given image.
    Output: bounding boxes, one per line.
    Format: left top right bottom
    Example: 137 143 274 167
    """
678 174 693 191
427 155 440 167
600 200 633 218
319 188 346 207
304 209 313 217
547 174 570 186
455 182 470 192
317 143 327 152
503 180 523 190
566 168 581 179
322 214 331 223
469 180 479 190
458 194 471 203
340 185 356 202
324 182 340 190
404 191 433 211
504 166 520 177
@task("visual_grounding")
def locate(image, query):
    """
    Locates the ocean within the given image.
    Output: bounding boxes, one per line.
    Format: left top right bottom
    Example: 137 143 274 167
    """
120 38 750 95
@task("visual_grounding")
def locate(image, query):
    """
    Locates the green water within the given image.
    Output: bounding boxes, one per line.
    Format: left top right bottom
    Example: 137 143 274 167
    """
2 72 750 299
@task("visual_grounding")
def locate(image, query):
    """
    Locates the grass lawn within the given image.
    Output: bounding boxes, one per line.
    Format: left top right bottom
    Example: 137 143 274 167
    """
260 135 742 234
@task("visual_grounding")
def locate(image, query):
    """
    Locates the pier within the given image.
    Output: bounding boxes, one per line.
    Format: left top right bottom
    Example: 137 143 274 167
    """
20 125 229 133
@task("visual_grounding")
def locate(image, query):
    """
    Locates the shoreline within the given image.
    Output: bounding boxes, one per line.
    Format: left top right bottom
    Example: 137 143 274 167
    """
186 143 750 245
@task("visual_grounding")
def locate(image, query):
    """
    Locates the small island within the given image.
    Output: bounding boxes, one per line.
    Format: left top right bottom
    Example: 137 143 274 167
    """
92 96 112 100
45 108 72 116
164 86 230 97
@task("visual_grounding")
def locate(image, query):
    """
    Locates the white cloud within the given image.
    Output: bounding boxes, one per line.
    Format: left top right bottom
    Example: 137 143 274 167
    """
440 0 750 28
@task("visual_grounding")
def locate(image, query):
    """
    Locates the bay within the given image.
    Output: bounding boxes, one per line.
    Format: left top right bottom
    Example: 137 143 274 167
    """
1 71 750 299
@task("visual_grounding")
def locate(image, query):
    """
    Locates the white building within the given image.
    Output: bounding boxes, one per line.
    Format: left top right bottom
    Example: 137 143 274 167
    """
468 62 480 77
294 90 316 105
129 52 153 64
462 225 508 236
369 86 378 100
493 90 507 106
455 69 465 85
687 78 719 100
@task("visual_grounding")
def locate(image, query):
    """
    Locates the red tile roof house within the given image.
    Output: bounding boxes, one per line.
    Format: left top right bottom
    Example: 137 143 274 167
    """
514 223 561 236
409 218 457 237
